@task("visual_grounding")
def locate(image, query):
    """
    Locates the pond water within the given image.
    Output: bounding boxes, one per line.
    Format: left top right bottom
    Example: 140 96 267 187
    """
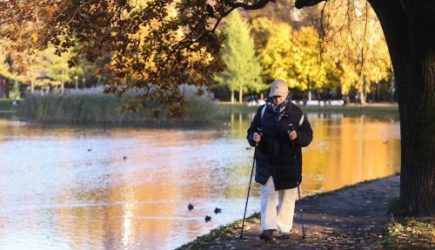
0 113 400 249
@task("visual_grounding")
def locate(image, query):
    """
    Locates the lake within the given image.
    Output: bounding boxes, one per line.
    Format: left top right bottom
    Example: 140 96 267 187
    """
0 112 400 249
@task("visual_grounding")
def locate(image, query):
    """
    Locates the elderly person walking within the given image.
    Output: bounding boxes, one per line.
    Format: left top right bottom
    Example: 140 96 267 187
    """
247 79 313 241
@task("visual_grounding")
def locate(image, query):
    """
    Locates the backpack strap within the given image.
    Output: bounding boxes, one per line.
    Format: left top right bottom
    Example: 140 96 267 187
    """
260 103 303 128
260 105 305 127
260 105 267 120
299 114 304 127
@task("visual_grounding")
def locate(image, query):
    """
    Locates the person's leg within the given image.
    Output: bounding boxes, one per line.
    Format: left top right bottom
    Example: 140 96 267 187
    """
276 187 298 234
260 177 278 231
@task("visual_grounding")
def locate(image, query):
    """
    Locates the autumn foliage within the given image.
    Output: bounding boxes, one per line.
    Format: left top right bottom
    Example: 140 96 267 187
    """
0 0 390 111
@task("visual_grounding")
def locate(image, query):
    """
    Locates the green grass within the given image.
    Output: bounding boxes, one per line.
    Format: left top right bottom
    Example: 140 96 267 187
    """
218 102 398 113
0 98 13 112
388 198 406 215
18 92 221 125
217 102 258 114
15 90 400 125
300 104 398 113
383 216 434 249
217 102 399 120
175 213 260 250
383 197 434 249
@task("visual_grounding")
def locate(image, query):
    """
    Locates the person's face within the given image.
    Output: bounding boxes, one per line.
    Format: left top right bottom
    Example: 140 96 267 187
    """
271 95 286 105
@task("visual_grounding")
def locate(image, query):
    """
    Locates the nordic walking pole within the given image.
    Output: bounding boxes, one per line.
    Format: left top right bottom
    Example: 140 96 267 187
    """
240 128 261 239
289 123 306 239
297 183 306 238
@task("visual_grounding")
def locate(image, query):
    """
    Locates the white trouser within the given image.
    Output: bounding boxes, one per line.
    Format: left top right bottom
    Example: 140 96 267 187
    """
260 177 298 233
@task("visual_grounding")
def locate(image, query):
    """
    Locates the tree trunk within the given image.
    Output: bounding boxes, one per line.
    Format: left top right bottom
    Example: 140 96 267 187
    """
359 75 367 105
369 0 434 215
400 1 435 216
390 74 395 103
5 78 9 98
359 91 366 105
231 90 235 103
238 85 243 103
307 76 312 101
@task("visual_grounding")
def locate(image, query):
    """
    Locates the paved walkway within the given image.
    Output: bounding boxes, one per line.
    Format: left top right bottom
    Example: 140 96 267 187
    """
200 176 400 249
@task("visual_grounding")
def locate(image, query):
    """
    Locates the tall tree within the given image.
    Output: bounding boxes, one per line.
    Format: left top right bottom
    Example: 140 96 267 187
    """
290 26 336 99
3 45 85 93
0 0 433 215
257 21 335 97
296 0 434 216
0 48 11 78
322 1 391 104
215 10 265 103
259 22 294 86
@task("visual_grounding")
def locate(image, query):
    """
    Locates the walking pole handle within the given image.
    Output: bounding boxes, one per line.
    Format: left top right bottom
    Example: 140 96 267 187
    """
288 123 294 133
255 128 263 147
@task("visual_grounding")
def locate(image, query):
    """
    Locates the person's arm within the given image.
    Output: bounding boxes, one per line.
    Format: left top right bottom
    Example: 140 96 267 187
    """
294 114 313 147
246 106 263 147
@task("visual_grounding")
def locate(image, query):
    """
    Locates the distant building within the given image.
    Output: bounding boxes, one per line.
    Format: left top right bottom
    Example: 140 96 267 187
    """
0 74 9 98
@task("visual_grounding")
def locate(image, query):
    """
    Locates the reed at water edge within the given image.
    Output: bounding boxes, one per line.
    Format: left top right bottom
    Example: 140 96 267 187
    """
17 87 228 125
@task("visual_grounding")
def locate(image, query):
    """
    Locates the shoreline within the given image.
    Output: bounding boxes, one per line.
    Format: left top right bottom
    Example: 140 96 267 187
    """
0 102 399 126
177 175 401 249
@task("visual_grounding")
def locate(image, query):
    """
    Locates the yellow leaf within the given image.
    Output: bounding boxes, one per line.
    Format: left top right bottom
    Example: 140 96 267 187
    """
32 33 39 43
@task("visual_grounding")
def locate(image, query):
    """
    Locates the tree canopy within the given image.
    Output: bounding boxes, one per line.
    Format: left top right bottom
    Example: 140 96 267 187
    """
321 0 391 102
1 0 231 116
0 47 12 79
0 0 391 108
214 10 265 103
0 42 87 92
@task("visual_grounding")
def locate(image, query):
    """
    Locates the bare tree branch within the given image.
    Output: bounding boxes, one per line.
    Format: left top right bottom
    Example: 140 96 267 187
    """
295 0 327 9
359 1 369 75
0 18 16 26
319 1 327 37
168 0 270 60
222 0 271 10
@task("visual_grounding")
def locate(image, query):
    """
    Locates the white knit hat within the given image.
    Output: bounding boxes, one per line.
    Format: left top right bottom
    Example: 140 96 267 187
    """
269 79 289 97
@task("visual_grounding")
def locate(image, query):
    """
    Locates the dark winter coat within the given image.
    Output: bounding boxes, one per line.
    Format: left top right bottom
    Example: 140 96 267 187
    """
247 102 313 190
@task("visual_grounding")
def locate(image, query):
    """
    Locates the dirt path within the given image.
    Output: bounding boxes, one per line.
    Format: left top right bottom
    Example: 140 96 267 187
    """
199 175 400 249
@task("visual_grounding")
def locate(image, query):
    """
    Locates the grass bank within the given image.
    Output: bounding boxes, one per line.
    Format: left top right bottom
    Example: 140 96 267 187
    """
15 91 399 125
217 102 258 114
17 88 221 125
0 98 14 113
300 103 398 114
216 101 398 114
382 198 435 249
175 213 261 250
383 216 434 249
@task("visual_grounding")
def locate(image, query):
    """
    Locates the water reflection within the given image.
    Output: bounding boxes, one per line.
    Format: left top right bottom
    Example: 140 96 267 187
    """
0 114 400 249
302 114 400 193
